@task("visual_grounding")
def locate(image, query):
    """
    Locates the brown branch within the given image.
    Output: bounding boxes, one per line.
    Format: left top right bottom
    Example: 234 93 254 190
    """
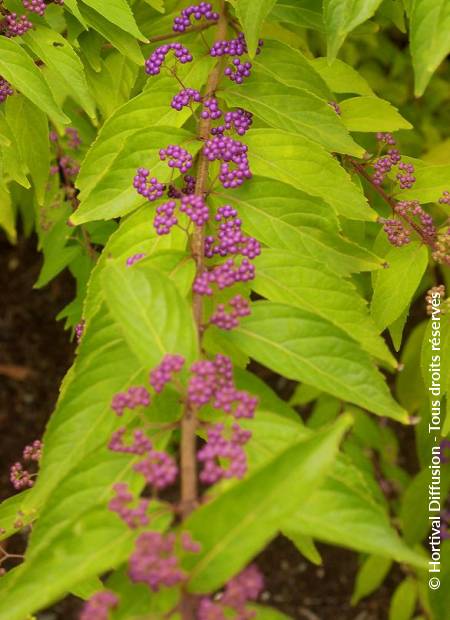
179 1 228 524
350 159 434 246
148 22 215 44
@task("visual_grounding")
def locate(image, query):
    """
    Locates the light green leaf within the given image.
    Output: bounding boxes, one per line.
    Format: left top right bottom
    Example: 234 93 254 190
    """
184 416 351 592
82 0 147 41
244 129 375 221
253 250 396 366
220 301 408 420
371 242 428 331
0 490 33 542
23 26 96 119
339 96 412 132
394 163 450 203
269 1 324 32
101 261 197 367
142 0 165 11
73 77 199 224
0 181 16 243
63 0 89 27
222 71 364 156
284 458 427 569
389 579 417 620
284 530 322 565
251 606 294 620
215 179 385 275
5 96 50 206
79 3 144 64
0 37 68 125
351 555 392 605
253 40 331 99
310 57 375 95
323 0 384 60
409 0 450 96
243 412 426 569
235 0 277 57
73 125 198 223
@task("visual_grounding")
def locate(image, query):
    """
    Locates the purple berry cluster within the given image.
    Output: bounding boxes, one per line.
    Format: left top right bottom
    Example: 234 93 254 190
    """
3 13 33 37
396 161 416 189
210 32 263 84
198 565 264 620
145 43 193 76
171 87 201 111
109 483 150 529
204 135 252 188
395 200 436 240
0 77 13 103
23 0 46 16
205 205 261 259
210 294 251 330
439 190 450 205
173 2 219 33
149 353 185 392
159 144 193 173
153 200 178 235
75 319 85 342
376 132 396 145
129 532 185 591
201 96 222 120
133 449 178 489
198 422 251 483
381 218 410 247
212 108 253 136
133 168 165 202
109 428 152 455
80 591 119 620
126 252 146 267
111 386 151 416
193 258 255 295
9 440 43 491
179 194 209 225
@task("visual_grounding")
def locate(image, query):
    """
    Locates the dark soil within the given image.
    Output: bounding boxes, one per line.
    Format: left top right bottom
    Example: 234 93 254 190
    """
0 234 402 619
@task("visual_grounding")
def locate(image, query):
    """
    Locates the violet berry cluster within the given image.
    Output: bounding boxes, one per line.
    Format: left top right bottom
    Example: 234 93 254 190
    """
80 591 118 620
10 440 43 491
49 127 81 181
172 2 219 33
145 43 193 76
198 564 264 620
0 77 13 104
210 32 263 84
0 1 64 37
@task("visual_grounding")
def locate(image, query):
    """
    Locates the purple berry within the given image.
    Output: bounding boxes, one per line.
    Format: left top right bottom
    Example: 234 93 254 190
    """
173 2 219 33
80 591 119 620
145 43 193 76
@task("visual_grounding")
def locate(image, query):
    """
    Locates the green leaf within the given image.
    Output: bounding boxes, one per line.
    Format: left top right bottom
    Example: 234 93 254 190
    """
284 457 427 569
269 1 324 32
73 77 200 224
214 179 385 275
388 578 417 620
284 530 322 565
235 0 277 57
409 0 450 96
5 96 50 206
253 40 331 100
251 606 294 620
19 266 192 514
0 37 68 125
253 249 396 366
101 261 197 367
79 3 144 64
351 555 392 605
23 26 96 119
371 242 428 331
0 181 16 243
310 58 374 95
0 480 170 620
339 96 412 132
81 0 147 41
184 416 351 592
323 0 384 60
73 125 198 223
394 163 450 203
220 301 408 421
222 71 364 156
244 129 375 221
243 411 426 569
0 490 33 542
